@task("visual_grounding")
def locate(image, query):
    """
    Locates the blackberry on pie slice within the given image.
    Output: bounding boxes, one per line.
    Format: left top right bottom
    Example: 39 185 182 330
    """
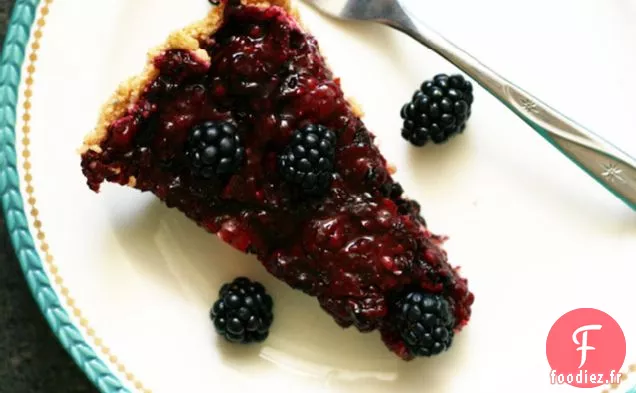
80 0 474 360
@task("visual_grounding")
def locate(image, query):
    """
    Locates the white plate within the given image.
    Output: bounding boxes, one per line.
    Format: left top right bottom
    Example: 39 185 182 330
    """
1 0 635 392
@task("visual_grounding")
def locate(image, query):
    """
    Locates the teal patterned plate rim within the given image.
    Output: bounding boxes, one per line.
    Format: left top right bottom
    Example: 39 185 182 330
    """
1 2 634 393
0 0 130 391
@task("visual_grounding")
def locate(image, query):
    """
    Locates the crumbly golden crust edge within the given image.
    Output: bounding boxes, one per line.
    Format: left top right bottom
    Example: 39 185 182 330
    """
79 0 299 154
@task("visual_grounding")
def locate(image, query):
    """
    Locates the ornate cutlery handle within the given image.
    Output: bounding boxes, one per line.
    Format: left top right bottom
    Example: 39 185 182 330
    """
385 1 636 210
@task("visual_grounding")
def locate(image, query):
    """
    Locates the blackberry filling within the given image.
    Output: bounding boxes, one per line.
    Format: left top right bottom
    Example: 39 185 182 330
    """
80 0 474 360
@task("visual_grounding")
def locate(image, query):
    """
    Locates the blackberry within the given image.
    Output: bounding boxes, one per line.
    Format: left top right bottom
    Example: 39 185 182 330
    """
400 73 473 146
395 291 454 357
210 277 274 344
278 124 337 196
185 121 245 179
380 182 404 199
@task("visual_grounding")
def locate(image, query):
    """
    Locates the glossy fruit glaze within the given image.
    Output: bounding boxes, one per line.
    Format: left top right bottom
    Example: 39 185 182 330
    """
81 1 474 359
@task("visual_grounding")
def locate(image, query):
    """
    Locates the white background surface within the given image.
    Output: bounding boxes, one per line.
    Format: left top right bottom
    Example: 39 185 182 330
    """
16 0 636 392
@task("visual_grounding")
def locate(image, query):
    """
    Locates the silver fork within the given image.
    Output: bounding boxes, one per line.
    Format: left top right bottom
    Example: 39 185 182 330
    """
302 0 636 211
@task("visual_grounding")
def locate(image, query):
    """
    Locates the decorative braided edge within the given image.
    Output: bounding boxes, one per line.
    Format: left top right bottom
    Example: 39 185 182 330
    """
0 2 634 393
0 1 130 392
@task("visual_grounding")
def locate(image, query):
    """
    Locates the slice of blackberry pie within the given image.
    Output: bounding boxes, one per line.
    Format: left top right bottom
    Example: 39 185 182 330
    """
79 0 474 360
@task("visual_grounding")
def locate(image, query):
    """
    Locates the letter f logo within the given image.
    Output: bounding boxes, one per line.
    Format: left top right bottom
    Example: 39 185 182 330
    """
573 324 602 368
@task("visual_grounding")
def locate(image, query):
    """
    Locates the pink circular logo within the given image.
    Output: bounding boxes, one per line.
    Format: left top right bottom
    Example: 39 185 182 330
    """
546 308 626 388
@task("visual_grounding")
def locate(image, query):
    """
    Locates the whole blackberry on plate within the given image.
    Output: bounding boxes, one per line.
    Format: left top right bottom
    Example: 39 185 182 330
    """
395 291 455 357
401 73 473 146
185 121 245 179
278 124 337 196
210 277 274 344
